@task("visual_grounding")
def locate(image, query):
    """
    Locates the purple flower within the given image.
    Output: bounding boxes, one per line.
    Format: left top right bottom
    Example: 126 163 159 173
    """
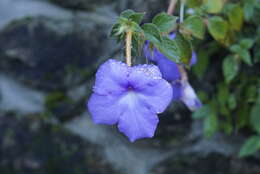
87 59 173 142
143 33 202 111
172 81 202 111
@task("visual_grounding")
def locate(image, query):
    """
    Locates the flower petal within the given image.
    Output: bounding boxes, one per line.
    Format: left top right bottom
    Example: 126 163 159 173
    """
127 64 173 113
171 81 182 101
117 93 159 142
180 82 202 111
169 32 176 39
157 57 181 81
93 59 129 95
143 42 164 63
190 52 197 66
88 93 124 125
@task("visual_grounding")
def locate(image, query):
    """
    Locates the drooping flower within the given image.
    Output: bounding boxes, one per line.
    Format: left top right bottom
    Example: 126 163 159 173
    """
87 59 173 142
143 33 202 111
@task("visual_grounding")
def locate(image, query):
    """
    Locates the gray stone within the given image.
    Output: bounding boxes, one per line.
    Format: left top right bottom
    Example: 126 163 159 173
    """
0 16 115 91
152 153 260 174
49 0 116 11
0 114 120 174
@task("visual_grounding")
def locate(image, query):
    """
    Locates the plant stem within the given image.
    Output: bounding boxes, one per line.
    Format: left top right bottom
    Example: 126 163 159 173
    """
126 30 132 66
167 0 178 15
180 0 185 23
167 0 188 81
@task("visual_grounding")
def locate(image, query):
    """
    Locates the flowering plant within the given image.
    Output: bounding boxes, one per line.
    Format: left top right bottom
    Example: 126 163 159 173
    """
87 0 259 152
87 0 203 142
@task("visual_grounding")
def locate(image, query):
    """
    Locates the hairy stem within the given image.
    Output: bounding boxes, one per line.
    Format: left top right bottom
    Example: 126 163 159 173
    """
126 31 133 66
167 0 178 15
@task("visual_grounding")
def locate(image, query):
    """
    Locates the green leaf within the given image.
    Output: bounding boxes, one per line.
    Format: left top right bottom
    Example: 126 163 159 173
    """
227 4 244 31
173 33 192 65
208 16 228 41
129 12 145 24
240 50 252 65
244 0 256 21
192 49 209 78
228 93 237 110
203 113 218 138
239 136 260 157
246 85 257 103
231 44 252 65
187 0 203 8
155 36 180 63
142 23 162 43
152 12 177 32
183 15 205 39
240 39 254 49
203 0 224 14
250 94 260 133
130 21 143 33
222 55 239 83
192 105 211 119
120 9 135 18
217 83 229 104
110 23 121 37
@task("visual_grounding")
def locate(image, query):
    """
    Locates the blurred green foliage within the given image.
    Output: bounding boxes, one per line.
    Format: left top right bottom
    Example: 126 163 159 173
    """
189 0 260 157
110 0 260 157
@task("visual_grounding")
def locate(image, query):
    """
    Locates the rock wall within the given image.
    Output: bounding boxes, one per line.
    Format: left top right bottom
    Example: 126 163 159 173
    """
0 0 259 174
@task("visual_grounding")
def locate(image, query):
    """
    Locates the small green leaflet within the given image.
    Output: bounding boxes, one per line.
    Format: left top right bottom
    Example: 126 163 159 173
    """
222 55 239 83
152 12 177 32
183 15 205 39
142 23 162 43
239 136 260 157
227 4 244 31
208 16 228 41
203 0 224 14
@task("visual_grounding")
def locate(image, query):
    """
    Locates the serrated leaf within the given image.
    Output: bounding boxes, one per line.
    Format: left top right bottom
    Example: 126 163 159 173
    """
250 94 260 133
152 12 177 32
203 113 218 138
208 16 228 41
129 12 145 24
192 105 211 119
146 33 192 65
183 15 205 39
239 136 260 157
203 0 224 14
120 9 135 18
223 55 239 83
142 23 162 43
155 36 180 63
110 17 129 37
173 33 192 65
130 21 143 33
110 23 121 37
227 4 244 31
